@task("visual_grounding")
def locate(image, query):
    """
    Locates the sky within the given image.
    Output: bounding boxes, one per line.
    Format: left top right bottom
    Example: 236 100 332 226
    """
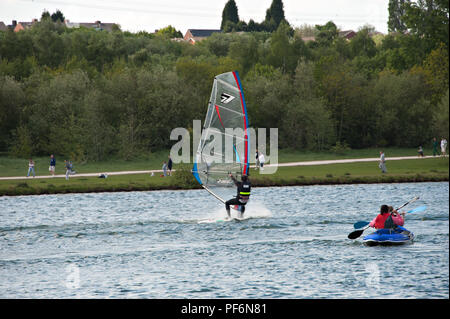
0 0 390 34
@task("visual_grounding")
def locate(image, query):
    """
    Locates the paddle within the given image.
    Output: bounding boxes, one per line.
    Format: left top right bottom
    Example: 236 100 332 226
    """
348 196 419 240
352 205 427 229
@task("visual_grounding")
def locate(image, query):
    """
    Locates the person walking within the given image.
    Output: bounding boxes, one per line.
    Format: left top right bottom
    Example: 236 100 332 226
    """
379 151 387 173
258 152 265 171
441 138 447 157
49 154 56 176
162 161 167 177
255 148 259 170
27 158 35 178
64 160 71 180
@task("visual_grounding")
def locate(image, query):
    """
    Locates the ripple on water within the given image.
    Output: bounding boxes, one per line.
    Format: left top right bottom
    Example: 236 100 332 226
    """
0 182 448 298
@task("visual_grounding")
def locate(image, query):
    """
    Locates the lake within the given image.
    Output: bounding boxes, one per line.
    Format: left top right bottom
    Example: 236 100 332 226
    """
0 182 448 298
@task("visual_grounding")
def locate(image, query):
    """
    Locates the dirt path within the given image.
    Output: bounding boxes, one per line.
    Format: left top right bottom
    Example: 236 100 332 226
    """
0 155 436 180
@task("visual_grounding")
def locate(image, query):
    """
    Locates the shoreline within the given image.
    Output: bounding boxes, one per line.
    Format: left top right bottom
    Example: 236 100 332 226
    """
1 156 447 196
1 174 447 197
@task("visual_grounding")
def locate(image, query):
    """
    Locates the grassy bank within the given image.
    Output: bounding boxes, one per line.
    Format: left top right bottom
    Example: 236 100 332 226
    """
0 157 447 196
0 147 434 177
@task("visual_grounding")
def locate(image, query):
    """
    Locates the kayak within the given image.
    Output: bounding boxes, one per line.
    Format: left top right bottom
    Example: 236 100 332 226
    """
363 226 414 246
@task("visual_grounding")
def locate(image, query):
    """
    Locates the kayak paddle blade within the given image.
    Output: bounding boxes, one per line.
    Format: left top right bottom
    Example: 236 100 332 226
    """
348 229 365 240
407 205 427 214
353 221 370 229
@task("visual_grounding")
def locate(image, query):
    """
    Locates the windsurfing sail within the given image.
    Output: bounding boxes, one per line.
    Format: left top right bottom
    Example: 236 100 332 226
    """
192 71 250 205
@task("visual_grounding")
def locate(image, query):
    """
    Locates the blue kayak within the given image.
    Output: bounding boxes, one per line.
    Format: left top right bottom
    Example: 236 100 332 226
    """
363 226 414 246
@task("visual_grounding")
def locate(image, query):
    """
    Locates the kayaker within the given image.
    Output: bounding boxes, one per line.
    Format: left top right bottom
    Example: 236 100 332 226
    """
369 204 405 229
388 206 405 226
369 205 390 229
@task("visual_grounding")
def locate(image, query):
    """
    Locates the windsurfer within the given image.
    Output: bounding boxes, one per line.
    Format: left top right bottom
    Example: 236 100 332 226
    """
226 174 251 218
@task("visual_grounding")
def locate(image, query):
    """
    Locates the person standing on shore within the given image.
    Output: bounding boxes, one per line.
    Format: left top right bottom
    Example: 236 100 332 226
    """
417 146 424 157
162 161 167 177
27 158 35 178
167 155 173 176
258 152 265 171
441 138 447 157
379 151 387 173
49 154 56 177
432 137 439 156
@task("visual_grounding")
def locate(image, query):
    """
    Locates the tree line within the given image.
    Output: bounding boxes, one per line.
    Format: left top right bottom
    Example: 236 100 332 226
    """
0 0 448 162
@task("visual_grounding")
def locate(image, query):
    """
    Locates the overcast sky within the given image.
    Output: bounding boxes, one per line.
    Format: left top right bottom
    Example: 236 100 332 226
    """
1 0 390 34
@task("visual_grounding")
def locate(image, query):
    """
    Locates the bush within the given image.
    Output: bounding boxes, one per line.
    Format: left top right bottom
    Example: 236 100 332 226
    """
172 163 199 189
330 141 351 154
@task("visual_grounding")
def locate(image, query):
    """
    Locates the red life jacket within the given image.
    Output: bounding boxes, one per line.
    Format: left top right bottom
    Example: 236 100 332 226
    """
372 213 391 229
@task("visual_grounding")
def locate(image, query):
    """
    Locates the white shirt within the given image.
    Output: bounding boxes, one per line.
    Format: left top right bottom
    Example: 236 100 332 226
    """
258 154 265 164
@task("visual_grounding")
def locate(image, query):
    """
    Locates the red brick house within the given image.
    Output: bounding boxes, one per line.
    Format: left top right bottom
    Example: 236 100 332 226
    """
184 29 222 44
14 19 38 32
339 30 357 40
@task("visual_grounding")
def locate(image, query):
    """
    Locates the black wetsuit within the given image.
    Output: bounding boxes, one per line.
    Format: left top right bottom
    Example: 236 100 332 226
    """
226 176 251 214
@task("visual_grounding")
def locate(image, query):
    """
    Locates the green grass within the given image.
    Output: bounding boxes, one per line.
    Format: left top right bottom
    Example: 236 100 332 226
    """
251 157 448 185
0 147 435 177
0 156 447 196
276 147 429 163
0 150 171 177
0 173 182 196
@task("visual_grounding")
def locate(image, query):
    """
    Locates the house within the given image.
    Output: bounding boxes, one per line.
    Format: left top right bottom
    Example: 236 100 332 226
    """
184 29 221 44
65 20 116 32
13 19 38 32
339 30 356 40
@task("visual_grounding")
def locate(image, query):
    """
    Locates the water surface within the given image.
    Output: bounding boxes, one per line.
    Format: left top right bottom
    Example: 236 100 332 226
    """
0 182 448 298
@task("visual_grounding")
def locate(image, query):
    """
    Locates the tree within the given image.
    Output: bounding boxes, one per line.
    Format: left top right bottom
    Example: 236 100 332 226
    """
349 27 377 58
156 25 183 38
221 0 239 30
432 90 449 139
388 0 408 33
315 21 338 46
41 10 51 21
51 10 65 23
418 43 449 104
0 76 23 152
403 0 449 49
266 22 298 74
265 0 286 31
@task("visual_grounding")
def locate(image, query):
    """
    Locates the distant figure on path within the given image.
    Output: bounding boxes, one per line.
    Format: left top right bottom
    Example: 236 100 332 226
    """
162 161 167 177
64 160 72 180
27 158 35 178
432 137 439 156
379 151 387 173
255 148 259 170
167 155 173 176
49 154 56 176
441 138 447 157
258 152 265 171
417 146 424 157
